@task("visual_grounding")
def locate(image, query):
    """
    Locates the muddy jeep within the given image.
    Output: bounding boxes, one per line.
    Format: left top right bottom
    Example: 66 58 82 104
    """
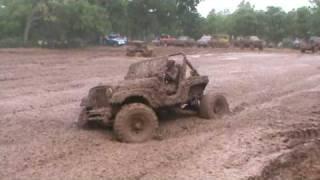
78 53 229 143
300 37 320 53
235 36 264 50
126 41 153 57
209 34 230 48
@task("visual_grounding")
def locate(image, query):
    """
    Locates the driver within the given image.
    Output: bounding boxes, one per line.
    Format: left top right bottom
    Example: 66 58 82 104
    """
165 60 180 95
166 60 180 82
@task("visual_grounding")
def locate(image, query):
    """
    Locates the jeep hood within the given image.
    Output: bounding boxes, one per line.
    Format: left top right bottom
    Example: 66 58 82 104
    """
114 77 161 91
82 77 161 107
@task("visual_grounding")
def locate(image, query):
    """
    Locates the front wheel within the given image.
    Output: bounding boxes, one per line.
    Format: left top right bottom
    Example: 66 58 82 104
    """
114 103 158 143
199 93 230 119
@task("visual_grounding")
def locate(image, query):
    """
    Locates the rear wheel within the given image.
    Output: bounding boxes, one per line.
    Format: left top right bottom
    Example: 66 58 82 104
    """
114 103 158 143
200 93 230 119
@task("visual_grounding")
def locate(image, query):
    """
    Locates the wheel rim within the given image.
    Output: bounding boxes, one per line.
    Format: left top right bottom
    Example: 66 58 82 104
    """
130 114 146 134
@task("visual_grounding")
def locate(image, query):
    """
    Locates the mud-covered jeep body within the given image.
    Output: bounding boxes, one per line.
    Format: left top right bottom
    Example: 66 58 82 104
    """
79 53 229 142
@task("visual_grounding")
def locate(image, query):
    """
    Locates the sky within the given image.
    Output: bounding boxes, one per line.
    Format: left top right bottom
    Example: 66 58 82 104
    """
197 0 312 17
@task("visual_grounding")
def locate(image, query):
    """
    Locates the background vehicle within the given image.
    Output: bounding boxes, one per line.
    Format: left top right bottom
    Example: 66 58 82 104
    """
172 36 196 47
151 38 161 46
78 53 229 143
209 34 230 48
197 35 212 47
234 36 264 50
126 41 153 57
159 34 176 46
300 36 320 53
104 33 127 46
293 39 302 49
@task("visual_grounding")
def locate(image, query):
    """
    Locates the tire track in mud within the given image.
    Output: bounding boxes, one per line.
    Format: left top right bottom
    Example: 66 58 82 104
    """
1 49 320 179
249 140 320 180
0 75 111 100
135 74 320 179
0 63 125 92
135 104 288 179
263 115 320 147
5 133 218 179
231 72 320 115
6 114 236 179
138 121 266 179
134 134 218 180
129 53 320 179
0 98 116 178
1 129 114 178
0 73 123 115
0 102 79 144
0 89 82 116
0 52 143 179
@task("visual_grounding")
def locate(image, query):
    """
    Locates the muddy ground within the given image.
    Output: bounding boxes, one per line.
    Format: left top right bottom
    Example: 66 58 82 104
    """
0 47 319 180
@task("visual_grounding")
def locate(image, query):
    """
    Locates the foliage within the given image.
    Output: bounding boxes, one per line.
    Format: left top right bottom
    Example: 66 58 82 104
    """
205 10 232 35
0 0 319 47
203 1 320 43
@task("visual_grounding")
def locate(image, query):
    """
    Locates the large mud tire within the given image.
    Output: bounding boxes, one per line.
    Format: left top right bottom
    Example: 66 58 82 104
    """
114 103 158 143
200 93 230 119
77 108 90 128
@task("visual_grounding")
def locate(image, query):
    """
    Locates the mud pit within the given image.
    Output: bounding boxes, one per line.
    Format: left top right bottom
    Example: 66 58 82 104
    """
0 47 320 180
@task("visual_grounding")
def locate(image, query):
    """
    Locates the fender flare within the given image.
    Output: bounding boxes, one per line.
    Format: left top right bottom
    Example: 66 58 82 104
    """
110 89 160 107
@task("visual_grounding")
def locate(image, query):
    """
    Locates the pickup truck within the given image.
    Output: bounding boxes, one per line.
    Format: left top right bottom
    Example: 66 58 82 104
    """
105 34 127 46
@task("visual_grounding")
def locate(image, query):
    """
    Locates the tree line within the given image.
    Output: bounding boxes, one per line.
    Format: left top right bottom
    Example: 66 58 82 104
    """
205 1 320 44
0 0 319 47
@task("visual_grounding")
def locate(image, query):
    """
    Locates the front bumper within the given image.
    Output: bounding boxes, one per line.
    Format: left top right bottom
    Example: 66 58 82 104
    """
116 41 126 46
80 97 112 125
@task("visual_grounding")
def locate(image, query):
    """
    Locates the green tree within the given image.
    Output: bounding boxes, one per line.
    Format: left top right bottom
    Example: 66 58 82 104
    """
230 1 259 37
175 0 203 38
264 6 287 43
0 0 318 47
205 10 232 35
296 7 312 38
311 8 320 35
